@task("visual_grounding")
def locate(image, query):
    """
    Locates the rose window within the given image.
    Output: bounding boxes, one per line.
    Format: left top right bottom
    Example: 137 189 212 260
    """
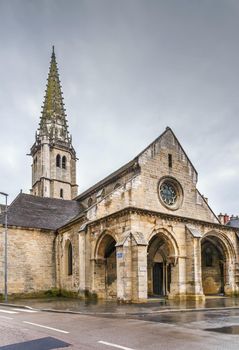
159 182 177 206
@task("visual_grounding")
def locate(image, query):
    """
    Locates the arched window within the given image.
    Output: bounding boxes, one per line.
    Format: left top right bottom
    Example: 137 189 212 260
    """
56 154 61 167
60 189 63 199
62 156 66 169
66 241 73 276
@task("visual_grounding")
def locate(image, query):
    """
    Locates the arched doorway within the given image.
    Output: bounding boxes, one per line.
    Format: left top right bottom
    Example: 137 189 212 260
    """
147 232 176 297
201 234 230 295
95 234 117 299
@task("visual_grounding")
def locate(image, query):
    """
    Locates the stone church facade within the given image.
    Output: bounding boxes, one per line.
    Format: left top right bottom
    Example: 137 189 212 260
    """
0 49 238 302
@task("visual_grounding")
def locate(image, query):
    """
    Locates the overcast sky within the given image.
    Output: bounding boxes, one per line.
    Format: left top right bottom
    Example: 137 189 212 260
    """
0 0 238 215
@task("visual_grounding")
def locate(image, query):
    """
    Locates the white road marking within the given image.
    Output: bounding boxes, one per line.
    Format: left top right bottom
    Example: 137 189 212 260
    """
0 315 13 320
98 340 136 350
13 308 37 313
0 309 18 314
23 321 69 334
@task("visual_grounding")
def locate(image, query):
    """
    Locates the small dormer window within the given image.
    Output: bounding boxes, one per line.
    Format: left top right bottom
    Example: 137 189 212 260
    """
56 154 61 167
62 156 66 169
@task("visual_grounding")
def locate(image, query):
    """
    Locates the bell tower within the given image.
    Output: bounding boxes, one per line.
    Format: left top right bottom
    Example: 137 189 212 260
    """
30 47 78 200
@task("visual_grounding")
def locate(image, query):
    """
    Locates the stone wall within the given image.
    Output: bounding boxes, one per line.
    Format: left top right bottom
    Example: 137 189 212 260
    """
31 141 77 200
136 129 218 222
56 221 82 293
0 226 56 295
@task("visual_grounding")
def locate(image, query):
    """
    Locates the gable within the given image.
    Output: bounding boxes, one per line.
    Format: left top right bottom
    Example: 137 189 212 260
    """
135 127 219 223
74 126 219 224
138 127 197 182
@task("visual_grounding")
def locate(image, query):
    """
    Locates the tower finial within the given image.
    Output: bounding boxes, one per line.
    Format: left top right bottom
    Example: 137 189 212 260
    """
52 45 55 57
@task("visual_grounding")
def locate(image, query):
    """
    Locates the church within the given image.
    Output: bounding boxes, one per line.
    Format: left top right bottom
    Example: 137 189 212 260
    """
0 48 238 302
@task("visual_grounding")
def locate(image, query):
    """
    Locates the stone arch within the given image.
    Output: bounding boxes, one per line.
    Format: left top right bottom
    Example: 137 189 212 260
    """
147 227 180 297
201 230 236 263
94 230 117 260
200 230 236 295
94 231 117 299
148 227 180 263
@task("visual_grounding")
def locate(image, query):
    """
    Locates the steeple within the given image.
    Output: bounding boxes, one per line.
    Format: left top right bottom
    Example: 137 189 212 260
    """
37 46 73 149
30 47 78 200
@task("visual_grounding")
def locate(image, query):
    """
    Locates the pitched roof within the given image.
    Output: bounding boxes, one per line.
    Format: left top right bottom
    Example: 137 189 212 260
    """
227 218 239 228
0 193 83 230
75 158 139 200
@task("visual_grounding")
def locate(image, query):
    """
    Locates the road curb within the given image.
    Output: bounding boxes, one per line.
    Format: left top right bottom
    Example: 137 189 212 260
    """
1 303 239 316
0 303 239 317
0 303 37 311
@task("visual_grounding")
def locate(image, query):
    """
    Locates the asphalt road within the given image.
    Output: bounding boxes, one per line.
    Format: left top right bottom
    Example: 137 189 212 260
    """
0 305 239 349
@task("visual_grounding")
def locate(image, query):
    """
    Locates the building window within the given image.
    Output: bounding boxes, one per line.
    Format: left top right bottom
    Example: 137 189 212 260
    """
168 154 172 168
62 156 66 169
158 177 183 210
56 154 61 167
60 189 63 199
66 241 73 276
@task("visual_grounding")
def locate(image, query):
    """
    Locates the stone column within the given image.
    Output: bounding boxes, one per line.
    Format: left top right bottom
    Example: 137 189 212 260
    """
116 233 148 303
184 226 205 301
168 257 186 299
78 228 86 295
132 243 147 302
116 237 132 302
224 259 236 296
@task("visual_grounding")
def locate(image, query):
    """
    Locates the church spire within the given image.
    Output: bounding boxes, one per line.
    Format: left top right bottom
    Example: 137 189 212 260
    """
30 47 78 200
37 46 71 147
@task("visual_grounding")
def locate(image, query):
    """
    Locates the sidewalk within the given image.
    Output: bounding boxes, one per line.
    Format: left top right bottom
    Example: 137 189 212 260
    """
1 296 239 316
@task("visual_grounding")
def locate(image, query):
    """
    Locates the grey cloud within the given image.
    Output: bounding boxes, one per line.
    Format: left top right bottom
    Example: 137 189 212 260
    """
0 0 238 215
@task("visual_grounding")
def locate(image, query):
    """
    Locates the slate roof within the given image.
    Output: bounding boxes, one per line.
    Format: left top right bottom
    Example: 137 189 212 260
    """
0 193 83 230
75 158 139 200
227 218 239 228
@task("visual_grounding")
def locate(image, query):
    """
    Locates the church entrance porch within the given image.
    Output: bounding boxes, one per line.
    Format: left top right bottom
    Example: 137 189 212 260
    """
201 232 236 296
94 234 117 299
201 236 226 295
